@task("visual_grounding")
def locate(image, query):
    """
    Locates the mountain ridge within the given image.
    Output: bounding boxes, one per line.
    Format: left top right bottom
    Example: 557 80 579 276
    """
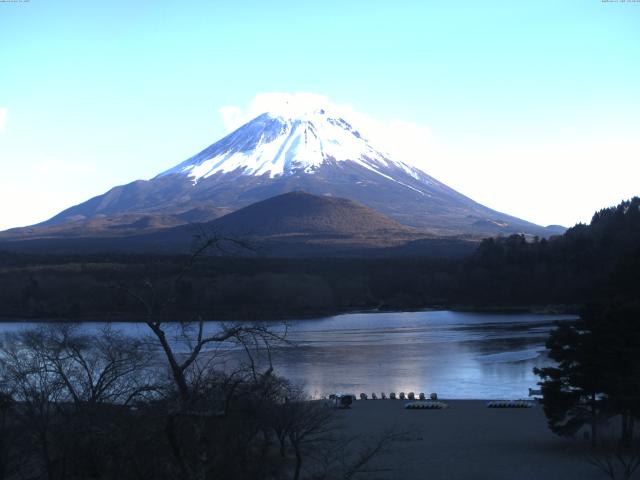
2 103 565 240
0 192 476 257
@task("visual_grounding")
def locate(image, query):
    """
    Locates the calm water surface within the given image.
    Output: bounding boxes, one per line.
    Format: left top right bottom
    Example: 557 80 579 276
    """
0 311 576 399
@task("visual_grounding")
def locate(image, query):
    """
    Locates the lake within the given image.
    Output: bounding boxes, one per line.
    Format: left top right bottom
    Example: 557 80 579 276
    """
0 310 575 399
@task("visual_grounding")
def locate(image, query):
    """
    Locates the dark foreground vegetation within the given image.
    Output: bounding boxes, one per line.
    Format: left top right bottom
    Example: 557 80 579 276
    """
536 302 640 444
528 198 640 479
0 237 403 480
0 321 399 480
0 197 638 320
533 301 640 479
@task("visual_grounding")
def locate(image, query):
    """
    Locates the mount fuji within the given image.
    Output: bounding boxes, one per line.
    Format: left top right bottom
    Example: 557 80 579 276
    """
2 100 563 245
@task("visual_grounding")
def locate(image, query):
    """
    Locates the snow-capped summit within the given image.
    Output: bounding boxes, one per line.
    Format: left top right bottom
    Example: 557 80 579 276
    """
158 107 423 185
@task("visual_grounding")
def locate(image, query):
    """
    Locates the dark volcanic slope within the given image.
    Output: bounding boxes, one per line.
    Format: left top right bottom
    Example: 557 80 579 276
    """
29 160 562 238
0 205 228 240
210 191 411 236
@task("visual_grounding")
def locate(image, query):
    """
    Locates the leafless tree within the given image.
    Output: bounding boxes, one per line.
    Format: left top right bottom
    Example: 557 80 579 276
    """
0 332 66 480
287 401 335 480
266 384 402 480
0 387 21 480
120 234 288 405
264 384 335 480
0 324 162 480
116 234 291 480
18 324 159 409
588 431 640 480
267 384 404 480
310 428 407 480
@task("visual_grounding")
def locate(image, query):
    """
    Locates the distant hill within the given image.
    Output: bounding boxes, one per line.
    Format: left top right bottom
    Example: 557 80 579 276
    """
210 191 410 236
0 192 477 257
0 206 227 240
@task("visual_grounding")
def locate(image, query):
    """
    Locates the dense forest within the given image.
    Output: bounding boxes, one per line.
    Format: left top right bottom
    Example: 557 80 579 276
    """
462 196 640 308
0 197 638 321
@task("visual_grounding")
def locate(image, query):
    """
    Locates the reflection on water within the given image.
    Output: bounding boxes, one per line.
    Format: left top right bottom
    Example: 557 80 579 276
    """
265 311 575 399
0 311 576 399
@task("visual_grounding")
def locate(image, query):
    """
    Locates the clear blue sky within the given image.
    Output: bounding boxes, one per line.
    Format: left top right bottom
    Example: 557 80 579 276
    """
1 0 639 230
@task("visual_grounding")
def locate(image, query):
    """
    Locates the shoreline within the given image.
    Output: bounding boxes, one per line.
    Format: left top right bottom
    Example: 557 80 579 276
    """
0 304 579 323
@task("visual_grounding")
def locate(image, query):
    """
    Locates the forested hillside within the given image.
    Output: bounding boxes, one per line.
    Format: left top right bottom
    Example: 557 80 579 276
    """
459 197 640 307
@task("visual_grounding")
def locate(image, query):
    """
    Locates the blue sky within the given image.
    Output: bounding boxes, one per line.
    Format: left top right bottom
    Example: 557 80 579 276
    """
1 0 639 230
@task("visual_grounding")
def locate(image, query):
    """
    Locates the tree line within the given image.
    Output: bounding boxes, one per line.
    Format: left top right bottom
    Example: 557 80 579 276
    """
529 198 640 478
2 197 639 320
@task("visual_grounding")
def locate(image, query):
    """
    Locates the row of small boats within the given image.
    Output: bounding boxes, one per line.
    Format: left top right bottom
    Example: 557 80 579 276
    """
330 393 536 409
405 400 534 409
486 400 534 408
405 401 448 409
359 392 437 400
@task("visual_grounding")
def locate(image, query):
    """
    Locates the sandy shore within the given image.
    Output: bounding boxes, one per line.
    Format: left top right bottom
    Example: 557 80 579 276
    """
331 399 601 480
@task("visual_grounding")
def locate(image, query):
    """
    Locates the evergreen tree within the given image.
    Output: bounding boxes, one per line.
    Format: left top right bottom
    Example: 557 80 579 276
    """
590 304 640 448
534 312 608 445
535 302 640 446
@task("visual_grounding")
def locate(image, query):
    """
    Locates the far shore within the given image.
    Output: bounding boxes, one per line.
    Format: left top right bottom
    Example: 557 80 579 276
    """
0 304 579 323
332 399 601 480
